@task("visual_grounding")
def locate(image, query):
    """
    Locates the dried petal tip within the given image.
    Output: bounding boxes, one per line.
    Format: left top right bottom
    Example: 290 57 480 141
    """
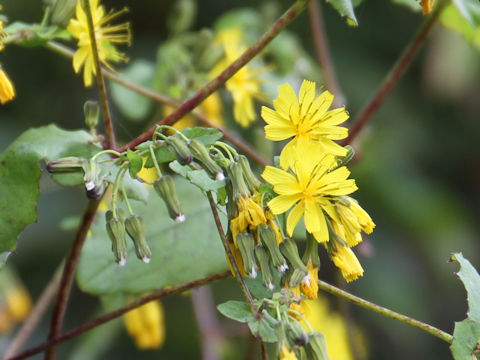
216 172 225 181
118 258 127 266
142 256 151 264
175 214 186 223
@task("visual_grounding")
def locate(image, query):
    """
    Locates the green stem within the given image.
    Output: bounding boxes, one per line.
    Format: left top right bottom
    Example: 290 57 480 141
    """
91 149 122 162
118 0 312 152
149 144 163 178
120 181 134 216
81 0 116 149
317 279 453 343
341 0 446 146
111 165 127 217
156 125 190 142
214 142 235 162
206 191 260 318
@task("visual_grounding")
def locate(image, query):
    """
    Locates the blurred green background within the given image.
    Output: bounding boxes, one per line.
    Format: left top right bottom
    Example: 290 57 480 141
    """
1 0 480 359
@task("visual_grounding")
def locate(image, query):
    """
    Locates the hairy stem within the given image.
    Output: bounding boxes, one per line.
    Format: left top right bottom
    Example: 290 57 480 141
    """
206 192 258 316
341 1 446 146
81 0 116 149
318 279 453 343
46 41 268 166
8 271 230 360
3 264 63 360
307 0 345 107
44 199 100 360
118 0 312 152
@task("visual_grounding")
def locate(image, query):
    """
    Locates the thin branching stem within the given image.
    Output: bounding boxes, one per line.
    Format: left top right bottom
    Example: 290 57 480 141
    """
81 0 116 149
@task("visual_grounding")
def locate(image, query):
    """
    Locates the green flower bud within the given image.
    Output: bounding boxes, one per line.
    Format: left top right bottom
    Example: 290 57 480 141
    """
225 178 237 219
48 0 77 26
125 215 151 263
165 136 193 165
83 161 105 200
302 233 320 268
46 157 85 173
258 224 288 273
153 175 185 223
225 161 250 201
188 139 224 180
287 319 309 346
305 333 329 360
236 232 257 279
238 155 260 193
105 210 127 266
279 238 309 286
254 245 274 290
288 268 308 288
84 100 99 132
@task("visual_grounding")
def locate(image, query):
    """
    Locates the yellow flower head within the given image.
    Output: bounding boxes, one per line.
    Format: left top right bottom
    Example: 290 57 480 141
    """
333 196 375 247
211 28 264 128
262 80 349 169
420 0 434 14
67 0 131 87
230 196 266 245
123 300 165 349
262 144 357 242
331 245 364 282
300 260 319 300
0 67 15 104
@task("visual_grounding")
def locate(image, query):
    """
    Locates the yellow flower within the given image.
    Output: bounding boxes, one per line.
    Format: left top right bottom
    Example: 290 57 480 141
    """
279 344 298 360
0 285 33 334
262 80 349 169
262 144 357 242
330 245 364 282
123 300 165 349
211 28 264 128
67 0 131 87
229 196 266 245
0 67 15 104
136 157 159 184
300 260 319 300
420 0 434 14
332 196 375 247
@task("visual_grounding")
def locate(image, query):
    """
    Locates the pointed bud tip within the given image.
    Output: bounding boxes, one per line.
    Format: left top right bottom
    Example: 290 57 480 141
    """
249 267 257 279
267 282 275 291
216 172 225 181
118 258 127 266
142 256 151 264
279 264 289 273
175 214 186 223
301 274 311 286
85 180 95 191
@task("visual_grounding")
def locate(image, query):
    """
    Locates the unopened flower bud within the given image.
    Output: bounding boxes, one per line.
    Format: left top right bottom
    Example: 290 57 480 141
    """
258 224 288 272
236 232 257 278
305 333 329 360
84 100 99 131
125 215 151 263
188 139 224 180
226 162 250 201
238 155 260 192
254 245 274 290
153 175 185 223
302 234 320 268
106 210 127 266
287 319 309 346
165 137 193 165
49 0 77 26
83 161 105 199
225 179 237 219
280 238 308 286
46 157 85 173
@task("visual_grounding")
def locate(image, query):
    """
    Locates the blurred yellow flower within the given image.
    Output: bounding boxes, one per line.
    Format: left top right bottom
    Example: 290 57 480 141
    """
420 0 434 14
0 68 15 104
123 300 165 349
67 0 131 87
262 144 357 242
330 245 364 282
0 284 32 334
211 28 264 128
262 80 348 169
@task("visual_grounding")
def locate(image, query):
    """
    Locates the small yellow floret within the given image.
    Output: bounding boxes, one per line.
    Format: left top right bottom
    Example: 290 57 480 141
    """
123 300 165 349
331 245 364 282
0 68 15 104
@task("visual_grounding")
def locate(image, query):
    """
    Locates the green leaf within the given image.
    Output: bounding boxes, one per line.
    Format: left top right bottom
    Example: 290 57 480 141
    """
126 149 143 178
77 177 228 294
5 22 71 47
441 4 480 51
452 253 480 322
391 0 422 12
217 300 255 323
451 319 480 360
326 0 359 26
110 60 155 121
0 125 100 264
248 317 278 343
452 0 480 26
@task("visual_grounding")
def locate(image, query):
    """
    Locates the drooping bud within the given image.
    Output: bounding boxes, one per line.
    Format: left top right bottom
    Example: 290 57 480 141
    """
48 0 77 26
238 155 260 193
279 238 308 286
165 137 193 165
226 161 250 201
106 210 127 266
153 175 185 223
84 100 100 132
188 139 224 180
225 178 237 219
286 319 309 346
83 161 105 199
46 157 85 173
305 333 329 360
236 232 257 278
258 224 288 273
254 245 274 290
302 234 320 268
125 215 151 263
